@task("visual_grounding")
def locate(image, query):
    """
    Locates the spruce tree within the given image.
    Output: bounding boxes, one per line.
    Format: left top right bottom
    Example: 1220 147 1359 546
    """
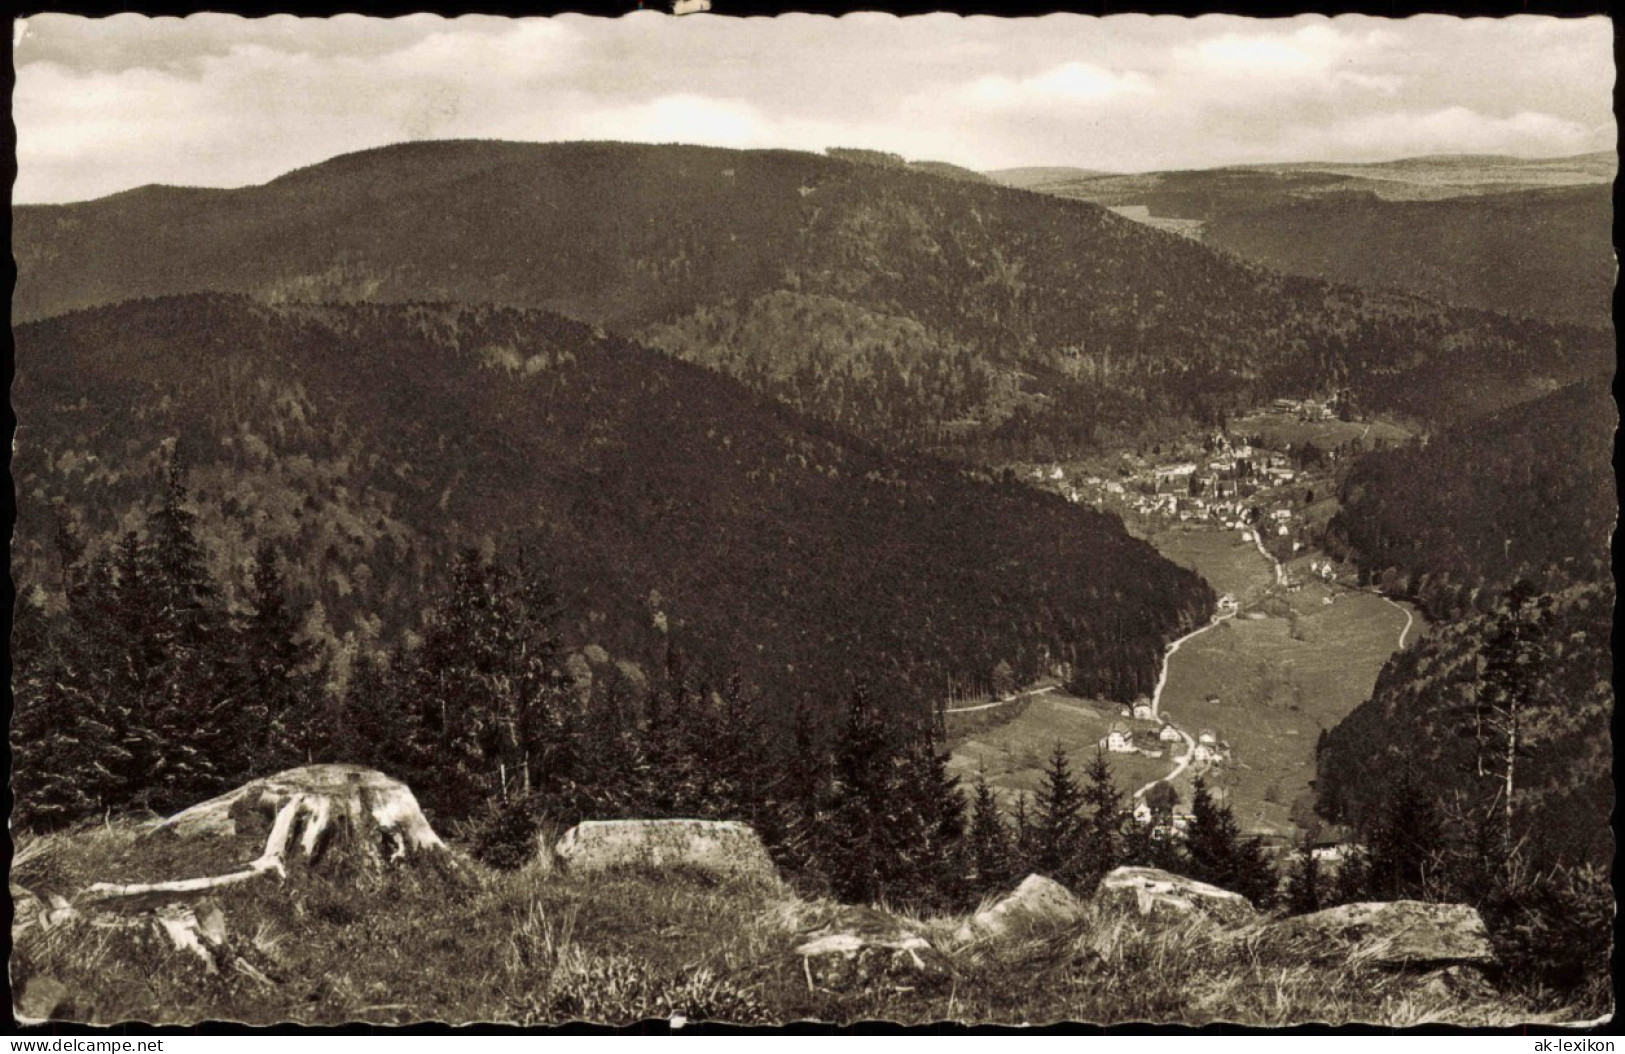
824 685 897 903
1079 748 1130 891
769 704 830 881
967 779 1014 895
400 548 576 821
237 541 320 770
1362 767 1442 899
1285 840 1322 915
11 594 128 828
1012 791 1038 876
1033 743 1089 888
1187 778 1278 906
131 463 237 811
893 734 967 910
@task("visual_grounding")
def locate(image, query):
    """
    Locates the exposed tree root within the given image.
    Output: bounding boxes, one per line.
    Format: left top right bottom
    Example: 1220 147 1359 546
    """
84 765 455 903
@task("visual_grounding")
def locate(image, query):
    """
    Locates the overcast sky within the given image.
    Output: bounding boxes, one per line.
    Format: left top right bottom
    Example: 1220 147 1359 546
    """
13 13 1615 204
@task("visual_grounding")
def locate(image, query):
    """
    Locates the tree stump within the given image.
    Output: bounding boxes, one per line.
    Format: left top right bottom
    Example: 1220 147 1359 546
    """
84 765 456 903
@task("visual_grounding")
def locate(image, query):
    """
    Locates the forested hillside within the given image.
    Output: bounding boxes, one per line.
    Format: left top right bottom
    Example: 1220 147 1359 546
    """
1315 376 1615 872
1315 580 1612 869
14 141 1610 457
998 156 1614 328
1201 186 1613 329
13 295 1211 737
1326 376 1616 621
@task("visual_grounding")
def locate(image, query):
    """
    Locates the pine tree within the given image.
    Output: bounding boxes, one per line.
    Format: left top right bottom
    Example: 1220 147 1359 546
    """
967 779 1013 894
130 463 238 811
1362 767 1442 899
824 685 897 903
1080 748 1128 893
11 594 128 828
892 734 967 910
237 541 320 770
1473 581 1554 865
399 548 576 821
1033 743 1089 888
1012 792 1038 876
766 704 830 881
1187 777 1278 906
1285 840 1322 915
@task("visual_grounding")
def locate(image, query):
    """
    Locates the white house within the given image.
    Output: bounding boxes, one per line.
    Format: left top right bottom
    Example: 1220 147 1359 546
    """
1198 729 1217 745
1158 724 1183 743
1133 799 1153 824
1132 700 1156 721
1103 723 1136 753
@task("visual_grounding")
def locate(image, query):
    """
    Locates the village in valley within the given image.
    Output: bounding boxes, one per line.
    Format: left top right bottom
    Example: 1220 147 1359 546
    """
949 392 1417 861
1028 393 1375 574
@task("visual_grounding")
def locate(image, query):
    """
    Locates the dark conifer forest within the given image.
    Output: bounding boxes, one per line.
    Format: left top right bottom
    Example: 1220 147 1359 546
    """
11 295 1211 833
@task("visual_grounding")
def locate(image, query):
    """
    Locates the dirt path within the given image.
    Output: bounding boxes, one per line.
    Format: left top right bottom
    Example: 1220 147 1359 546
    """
1151 611 1236 718
1133 724 1195 802
943 685 1057 715
1377 594 1415 649
1250 528 1286 586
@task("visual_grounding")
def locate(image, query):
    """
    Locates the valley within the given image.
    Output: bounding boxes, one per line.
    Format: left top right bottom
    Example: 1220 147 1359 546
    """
11 138 1613 1025
949 402 1424 845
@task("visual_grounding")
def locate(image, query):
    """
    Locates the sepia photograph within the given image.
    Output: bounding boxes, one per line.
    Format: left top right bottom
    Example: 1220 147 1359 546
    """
7 7 1616 1030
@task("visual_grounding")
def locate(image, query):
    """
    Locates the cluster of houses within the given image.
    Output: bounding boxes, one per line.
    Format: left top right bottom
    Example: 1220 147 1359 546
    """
1100 701 1232 769
1271 396 1337 421
1037 427 1321 533
1305 559 1339 583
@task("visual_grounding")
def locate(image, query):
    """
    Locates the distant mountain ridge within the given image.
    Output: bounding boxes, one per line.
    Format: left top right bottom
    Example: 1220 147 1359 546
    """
989 152 1614 327
15 140 1611 458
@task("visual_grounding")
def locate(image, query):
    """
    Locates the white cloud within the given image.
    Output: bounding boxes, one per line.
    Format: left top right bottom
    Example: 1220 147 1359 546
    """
573 94 769 149
956 61 1152 110
11 14 1616 202
1302 106 1601 160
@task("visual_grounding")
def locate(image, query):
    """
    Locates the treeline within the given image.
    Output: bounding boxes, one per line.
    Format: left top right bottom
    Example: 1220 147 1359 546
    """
13 296 1212 744
13 482 1270 916
15 141 1612 461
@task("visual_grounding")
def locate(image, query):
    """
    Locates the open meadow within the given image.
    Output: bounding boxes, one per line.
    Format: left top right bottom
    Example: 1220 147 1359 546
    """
1229 411 1413 451
947 694 1171 808
1156 581 1416 836
1148 527 1276 604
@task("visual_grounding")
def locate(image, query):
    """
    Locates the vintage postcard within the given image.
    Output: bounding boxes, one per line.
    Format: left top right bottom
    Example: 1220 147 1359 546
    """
9 9 1614 1029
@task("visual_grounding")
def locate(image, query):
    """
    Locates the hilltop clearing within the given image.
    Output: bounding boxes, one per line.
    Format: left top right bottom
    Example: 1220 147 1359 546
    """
11 807 1572 1027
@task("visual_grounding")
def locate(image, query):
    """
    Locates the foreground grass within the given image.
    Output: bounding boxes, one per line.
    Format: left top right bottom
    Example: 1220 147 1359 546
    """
10 821 1587 1027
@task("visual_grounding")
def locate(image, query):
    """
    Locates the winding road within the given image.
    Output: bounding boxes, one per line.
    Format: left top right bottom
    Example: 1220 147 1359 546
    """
1150 610 1237 718
1377 594 1415 650
1132 607 1237 802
